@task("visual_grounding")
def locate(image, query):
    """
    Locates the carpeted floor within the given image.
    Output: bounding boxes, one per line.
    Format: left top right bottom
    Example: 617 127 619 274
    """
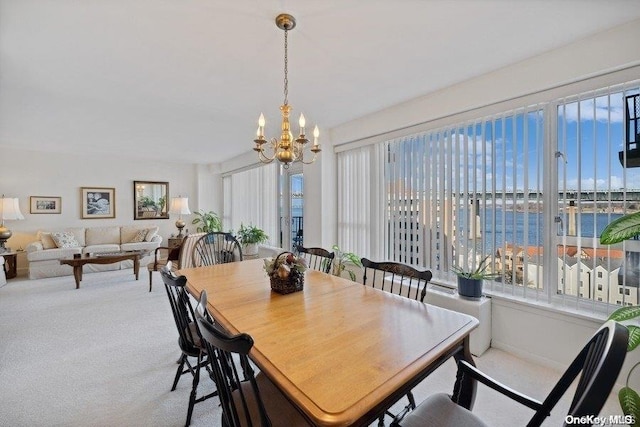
0 270 622 426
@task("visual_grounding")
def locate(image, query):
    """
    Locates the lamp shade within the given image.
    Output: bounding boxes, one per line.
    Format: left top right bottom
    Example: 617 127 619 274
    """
0 198 24 221
169 197 191 216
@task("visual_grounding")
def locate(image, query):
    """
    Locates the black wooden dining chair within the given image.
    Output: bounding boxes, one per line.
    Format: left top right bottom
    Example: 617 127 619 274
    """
194 290 312 427
361 258 433 302
296 245 335 273
361 258 433 426
161 265 217 426
192 232 243 267
401 320 628 427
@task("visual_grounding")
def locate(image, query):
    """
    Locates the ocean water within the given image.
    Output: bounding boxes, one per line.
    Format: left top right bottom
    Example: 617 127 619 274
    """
474 209 623 249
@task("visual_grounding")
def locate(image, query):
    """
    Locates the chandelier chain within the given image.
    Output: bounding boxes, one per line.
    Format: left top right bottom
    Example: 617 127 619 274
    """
283 28 288 105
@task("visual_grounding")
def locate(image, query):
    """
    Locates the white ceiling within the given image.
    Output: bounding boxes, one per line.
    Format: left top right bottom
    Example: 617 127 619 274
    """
2 0 640 165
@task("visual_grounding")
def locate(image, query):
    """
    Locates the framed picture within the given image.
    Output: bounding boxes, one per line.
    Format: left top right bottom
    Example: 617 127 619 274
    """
30 196 62 214
81 187 115 219
134 180 169 220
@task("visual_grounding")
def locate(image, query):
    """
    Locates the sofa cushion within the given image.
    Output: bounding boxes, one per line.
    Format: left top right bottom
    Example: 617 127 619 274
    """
38 232 57 249
120 242 158 252
51 232 80 248
65 227 86 247
120 226 146 244
86 227 120 246
129 229 148 243
83 244 121 255
144 226 159 242
27 247 82 262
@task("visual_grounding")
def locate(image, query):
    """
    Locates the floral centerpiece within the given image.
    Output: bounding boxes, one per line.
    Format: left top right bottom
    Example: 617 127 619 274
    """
264 252 307 294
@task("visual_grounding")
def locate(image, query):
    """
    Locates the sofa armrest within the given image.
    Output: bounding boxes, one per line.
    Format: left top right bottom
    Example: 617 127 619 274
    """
26 242 44 252
151 235 163 244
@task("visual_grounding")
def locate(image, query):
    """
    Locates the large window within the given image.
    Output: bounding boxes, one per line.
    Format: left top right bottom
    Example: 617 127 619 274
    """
381 106 545 299
337 78 640 314
555 85 640 310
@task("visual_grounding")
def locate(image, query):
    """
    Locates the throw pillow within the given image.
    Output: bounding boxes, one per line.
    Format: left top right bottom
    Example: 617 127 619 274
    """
39 232 57 250
144 227 159 242
51 231 80 248
129 228 148 243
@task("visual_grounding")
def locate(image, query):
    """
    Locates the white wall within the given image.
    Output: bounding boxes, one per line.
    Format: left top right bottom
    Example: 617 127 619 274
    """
0 147 198 275
492 297 640 390
331 18 640 147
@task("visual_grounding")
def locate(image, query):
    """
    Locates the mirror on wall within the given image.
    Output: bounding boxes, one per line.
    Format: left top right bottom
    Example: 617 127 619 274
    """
134 180 169 220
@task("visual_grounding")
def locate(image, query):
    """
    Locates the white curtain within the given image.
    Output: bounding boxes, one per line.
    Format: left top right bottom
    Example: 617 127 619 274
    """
222 163 278 246
336 144 385 260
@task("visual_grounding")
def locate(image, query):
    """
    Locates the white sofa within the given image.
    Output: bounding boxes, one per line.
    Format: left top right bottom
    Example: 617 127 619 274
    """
0 256 6 286
25 225 162 279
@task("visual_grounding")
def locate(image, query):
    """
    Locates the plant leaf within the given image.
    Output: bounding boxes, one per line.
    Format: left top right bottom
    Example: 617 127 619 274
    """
601 211 640 244
628 325 640 352
608 306 640 322
619 386 640 425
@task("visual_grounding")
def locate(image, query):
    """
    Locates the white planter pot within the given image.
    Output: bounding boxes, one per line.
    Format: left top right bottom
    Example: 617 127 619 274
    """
243 243 259 256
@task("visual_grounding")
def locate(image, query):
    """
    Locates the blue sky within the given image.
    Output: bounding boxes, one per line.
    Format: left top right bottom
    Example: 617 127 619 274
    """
559 91 640 191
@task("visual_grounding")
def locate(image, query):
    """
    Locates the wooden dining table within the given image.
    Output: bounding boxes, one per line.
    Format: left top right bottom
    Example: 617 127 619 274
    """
180 259 479 427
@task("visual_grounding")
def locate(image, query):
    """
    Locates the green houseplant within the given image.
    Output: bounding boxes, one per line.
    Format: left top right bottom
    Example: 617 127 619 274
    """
451 255 500 299
330 245 362 282
600 212 640 424
191 210 222 233
237 223 269 256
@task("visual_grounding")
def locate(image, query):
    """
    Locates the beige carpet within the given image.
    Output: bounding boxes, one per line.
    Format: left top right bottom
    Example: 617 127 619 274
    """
0 270 622 426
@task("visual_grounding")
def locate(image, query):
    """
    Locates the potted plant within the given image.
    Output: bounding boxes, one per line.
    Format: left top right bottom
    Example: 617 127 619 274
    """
600 212 640 423
237 223 269 256
451 255 500 299
330 245 363 282
191 210 222 233
139 196 157 211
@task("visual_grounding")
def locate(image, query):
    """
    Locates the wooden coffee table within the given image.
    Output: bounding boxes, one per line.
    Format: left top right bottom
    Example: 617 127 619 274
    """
60 251 147 289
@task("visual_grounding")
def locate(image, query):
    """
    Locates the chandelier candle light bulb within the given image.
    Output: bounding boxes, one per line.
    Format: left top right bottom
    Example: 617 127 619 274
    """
299 113 305 136
313 125 319 148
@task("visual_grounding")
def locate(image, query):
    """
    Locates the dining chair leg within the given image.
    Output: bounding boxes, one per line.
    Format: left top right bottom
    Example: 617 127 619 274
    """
185 353 202 426
149 270 153 292
172 354 187 391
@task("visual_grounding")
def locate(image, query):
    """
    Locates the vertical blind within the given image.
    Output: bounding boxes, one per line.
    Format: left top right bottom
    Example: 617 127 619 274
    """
336 144 386 260
222 163 278 246
381 106 545 298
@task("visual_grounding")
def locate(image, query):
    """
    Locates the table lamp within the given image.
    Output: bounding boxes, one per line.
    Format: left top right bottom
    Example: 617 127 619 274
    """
0 195 25 252
169 196 191 237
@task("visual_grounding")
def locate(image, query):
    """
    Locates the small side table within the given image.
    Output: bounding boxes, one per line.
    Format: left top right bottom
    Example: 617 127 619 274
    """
2 251 18 279
168 237 184 249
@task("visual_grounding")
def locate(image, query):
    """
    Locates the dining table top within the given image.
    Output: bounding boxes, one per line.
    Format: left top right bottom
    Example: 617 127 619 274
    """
180 258 478 426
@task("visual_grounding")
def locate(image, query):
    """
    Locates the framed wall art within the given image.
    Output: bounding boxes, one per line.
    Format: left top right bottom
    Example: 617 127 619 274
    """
134 180 169 220
30 196 62 214
81 187 115 219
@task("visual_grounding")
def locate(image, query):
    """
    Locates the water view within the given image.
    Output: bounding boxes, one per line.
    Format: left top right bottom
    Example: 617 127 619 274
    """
469 209 624 251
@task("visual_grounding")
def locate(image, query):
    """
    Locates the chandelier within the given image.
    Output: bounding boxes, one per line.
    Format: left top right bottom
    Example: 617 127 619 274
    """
253 14 320 168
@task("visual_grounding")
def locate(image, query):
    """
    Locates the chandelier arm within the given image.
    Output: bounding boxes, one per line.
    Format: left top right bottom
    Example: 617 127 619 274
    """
257 139 280 163
257 152 275 164
298 144 318 165
300 153 318 165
